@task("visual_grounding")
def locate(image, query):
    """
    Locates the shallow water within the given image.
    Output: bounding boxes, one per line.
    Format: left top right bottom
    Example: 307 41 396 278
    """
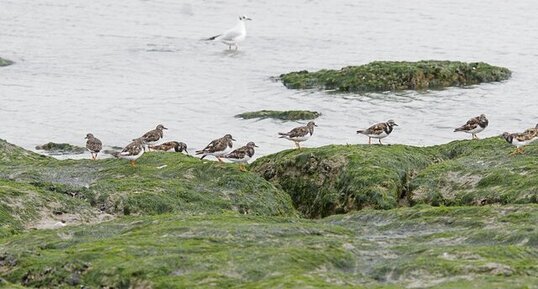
1 0 537 159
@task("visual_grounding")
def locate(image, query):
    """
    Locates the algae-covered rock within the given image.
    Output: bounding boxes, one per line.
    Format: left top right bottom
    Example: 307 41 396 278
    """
252 138 537 218
0 57 13 67
35 142 86 155
1 205 536 288
280 61 511 92
0 139 296 236
235 110 321 121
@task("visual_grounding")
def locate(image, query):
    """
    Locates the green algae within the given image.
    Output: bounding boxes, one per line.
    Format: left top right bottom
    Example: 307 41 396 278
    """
252 138 537 218
1 205 536 288
0 139 297 236
0 57 13 67
279 61 511 93
235 110 321 121
35 142 86 155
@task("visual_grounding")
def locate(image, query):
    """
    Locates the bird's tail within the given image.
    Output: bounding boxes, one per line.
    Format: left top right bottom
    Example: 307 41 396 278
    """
195 150 204 155
206 34 221 41
111 151 121 158
278 132 288 138
454 127 464 132
356 130 365 135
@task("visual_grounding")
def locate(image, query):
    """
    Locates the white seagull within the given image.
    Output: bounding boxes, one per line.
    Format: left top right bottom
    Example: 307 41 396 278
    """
206 15 252 50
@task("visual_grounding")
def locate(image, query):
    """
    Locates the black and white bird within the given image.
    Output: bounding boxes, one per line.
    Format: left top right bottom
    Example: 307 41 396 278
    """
196 134 235 162
454 114 489 139
206 15 252 50
85 133 102 160
223 141 258 171
140 124 167 151
356 119 398 145
112 138 145 167
502 129 538 155
149 141 188 154
279 121 317 150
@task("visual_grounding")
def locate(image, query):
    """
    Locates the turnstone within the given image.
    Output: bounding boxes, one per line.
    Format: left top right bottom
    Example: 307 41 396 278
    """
206 15 252 50
278 121 317 149
502 129 538 155
112 137 145 167
223 141 258 171
141 124 167 151
523 123 538 136
149 141 188 154
85 133 102 160
196 134 235 162
356 119 398 145
454 114 489 139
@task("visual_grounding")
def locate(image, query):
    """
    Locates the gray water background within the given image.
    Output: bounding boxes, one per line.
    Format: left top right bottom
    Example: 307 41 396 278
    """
1 0 537 159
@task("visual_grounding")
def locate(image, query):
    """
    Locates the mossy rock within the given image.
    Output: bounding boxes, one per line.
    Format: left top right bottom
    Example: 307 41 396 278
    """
1 205 536 288
279 61 511 92
0 139 297 236
0 57 13 67
35 142 86 155
252 138 538 218
235 110 321 121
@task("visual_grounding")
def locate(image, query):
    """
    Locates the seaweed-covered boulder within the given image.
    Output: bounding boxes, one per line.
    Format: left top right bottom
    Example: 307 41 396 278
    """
252 138 537 218
0 139 297 236
35 142 86 155
0 57 13 67
235 110 321 121
280 61 511 92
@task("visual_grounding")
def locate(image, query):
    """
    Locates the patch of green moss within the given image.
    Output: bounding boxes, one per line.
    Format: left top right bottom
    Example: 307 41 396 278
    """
0 57 13 67
252 138 537 218
1 205 536 288
235 110 321 121
0 139 297 235
35 142 86 155
279 61 511 92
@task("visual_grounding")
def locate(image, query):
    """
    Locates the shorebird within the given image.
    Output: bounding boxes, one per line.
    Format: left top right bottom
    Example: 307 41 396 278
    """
223 141 258 171
149 141 188 154
279 121 317 150
502 128 538 155
454 114 489 140
112 138 145 167
196 134 235 162
141 124 167 151
356 119 398 145
85 133 102 160
206 15 252 50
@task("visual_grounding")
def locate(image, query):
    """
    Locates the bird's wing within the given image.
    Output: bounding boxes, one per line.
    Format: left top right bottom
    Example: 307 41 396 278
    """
122 141 142 155
285 126 309 138
366 123 386 135
220 30 242 41
201 138 226 153
86 139 102 151
456 117 479 131
225 146 247 159
143 130 162 142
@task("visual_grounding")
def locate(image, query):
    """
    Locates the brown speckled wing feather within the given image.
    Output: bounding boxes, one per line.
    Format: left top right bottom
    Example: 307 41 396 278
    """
457 117 480 131
285 126 309 138
151 141 177 151
225 146 248 159
86 138 102 152
366 123 386 135
122 141 143 156
201 137 228 153
142 129 163 142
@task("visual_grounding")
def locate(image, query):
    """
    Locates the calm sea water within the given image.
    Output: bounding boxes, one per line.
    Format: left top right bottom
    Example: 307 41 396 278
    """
1 0 537 159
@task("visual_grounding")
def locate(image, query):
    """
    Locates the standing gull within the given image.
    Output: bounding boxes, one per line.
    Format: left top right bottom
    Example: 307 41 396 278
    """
85 133 102 160
356 120 398 145
279 121 317 150
206 15 252 50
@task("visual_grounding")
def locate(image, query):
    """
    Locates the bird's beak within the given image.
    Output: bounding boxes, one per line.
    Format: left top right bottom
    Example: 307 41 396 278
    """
394 123 399 126
232 138 236 141
185 149 189 155
163 127 168 130
314 124 318 127
254 144 259 147
246 17 252 21
84 136 88 139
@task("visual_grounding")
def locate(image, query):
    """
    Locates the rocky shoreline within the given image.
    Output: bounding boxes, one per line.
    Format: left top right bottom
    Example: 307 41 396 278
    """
0 138 536 288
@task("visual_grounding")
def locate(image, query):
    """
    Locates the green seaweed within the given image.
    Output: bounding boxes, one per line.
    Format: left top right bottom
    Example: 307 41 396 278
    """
35 142 86 155
279 61 511 93
235 110 321 121
0 57 13 67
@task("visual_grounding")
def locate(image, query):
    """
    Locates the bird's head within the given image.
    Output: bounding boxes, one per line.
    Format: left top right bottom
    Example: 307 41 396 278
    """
387 119 398 127
85 133 94 139
156 124 168 130
224 134 236 141
246 142 258 148
239 15 252 21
